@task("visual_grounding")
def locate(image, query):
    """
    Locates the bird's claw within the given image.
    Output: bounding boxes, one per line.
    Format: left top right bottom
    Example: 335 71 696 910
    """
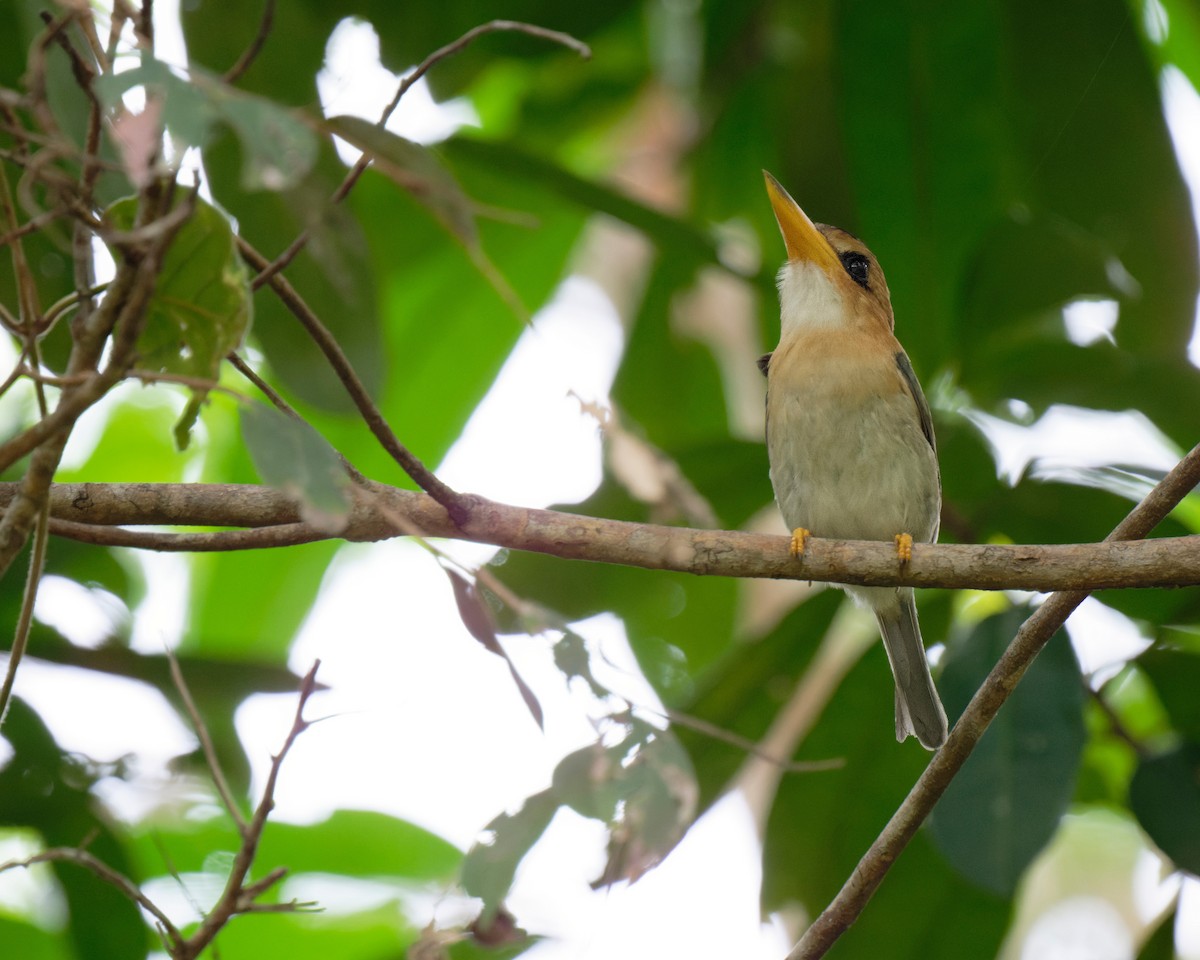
790 527 811 558
894 532 913 564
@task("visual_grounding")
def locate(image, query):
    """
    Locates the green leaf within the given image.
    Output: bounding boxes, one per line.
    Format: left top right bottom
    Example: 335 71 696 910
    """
204 902 417 960
327 115 477 244
1137 643 1200 742
1130 743 1200 874
185 538 339 664
762 638 930 912
826 832 1012 960
960 213 1129 333
0 916 71 960
463 722 697 918
105 195 252 448
216 139 386 413
55 395 204 482
0 700 147 960
133 809 460 884
95 57 317 191
928 607 1086 896
1136 904 1178 960
834 0 1013 372
611 256 728 450
594 727 698 886
446 136 727 276
462 790 558 922
1154 0 1200 93
551 629 610 700
342 143 588 473
239 402 352 533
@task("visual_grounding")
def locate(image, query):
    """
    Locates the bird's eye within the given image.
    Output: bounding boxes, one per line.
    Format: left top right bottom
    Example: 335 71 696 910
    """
840 251 870 289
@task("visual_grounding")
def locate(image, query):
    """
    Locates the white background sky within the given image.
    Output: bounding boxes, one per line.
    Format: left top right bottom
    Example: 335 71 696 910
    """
3 6 1200 959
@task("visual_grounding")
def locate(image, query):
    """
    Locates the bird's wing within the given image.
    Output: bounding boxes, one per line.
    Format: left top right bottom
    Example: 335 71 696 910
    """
894 351 936 453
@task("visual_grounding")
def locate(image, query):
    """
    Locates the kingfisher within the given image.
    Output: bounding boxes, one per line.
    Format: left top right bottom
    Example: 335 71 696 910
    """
760 171 948 749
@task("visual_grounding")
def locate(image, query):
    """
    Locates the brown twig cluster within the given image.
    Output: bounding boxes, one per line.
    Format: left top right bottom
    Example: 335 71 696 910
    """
0 659 324 958
0 4 591 952
0 0 207 724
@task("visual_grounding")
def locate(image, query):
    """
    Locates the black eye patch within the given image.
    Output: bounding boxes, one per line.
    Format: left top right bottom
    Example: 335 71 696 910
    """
840 251 870 289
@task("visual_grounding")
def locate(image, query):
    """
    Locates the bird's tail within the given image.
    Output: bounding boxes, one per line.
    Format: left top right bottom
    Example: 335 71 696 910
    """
875 594 948 750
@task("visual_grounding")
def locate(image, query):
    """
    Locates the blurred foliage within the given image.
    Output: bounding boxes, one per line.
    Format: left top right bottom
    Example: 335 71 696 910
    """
928 609 1086 897
2 0 1200 957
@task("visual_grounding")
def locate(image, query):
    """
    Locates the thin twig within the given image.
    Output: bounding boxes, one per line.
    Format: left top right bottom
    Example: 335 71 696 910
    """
137 0 154 49
227 351 292 413
660 706 843 774
223 0 275 83
0 344 32 399
226 351 368 484
0 847 183 953
786 440 1200 960
0 205 69 250
0 500 49 728
47 519 324 551
180 661 321 959
1088 683 1150 758
12 365 245 401
251 19 590 289
167 648 248 834
76 7 110 73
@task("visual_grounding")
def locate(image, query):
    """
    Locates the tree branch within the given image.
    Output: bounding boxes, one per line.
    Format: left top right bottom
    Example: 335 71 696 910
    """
180 661 320 959
785 440 1200 960
4 480 1198 591
249 20 591 290
0 846 183 953
236 238 466 522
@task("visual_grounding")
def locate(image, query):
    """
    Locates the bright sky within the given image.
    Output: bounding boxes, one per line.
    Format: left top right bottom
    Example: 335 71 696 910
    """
3 8 1200 959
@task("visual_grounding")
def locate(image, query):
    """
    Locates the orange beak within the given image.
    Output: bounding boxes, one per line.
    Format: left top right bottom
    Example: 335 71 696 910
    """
763 170 842 280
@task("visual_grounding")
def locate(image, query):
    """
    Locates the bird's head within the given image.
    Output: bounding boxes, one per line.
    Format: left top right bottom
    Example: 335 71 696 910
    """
763 170 894 336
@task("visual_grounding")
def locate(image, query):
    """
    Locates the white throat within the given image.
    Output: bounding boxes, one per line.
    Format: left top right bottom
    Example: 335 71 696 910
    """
776 260 847 335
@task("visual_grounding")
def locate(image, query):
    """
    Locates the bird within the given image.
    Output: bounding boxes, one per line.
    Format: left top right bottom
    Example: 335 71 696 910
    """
760 170 948 750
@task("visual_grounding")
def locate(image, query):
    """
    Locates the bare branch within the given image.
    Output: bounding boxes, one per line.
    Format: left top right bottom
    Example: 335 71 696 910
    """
659 706 843 774
0 499 49 727
180 661 321 959
48 517 325 551
167 649 248 834
10 479 1200 592
236 239 466 521
223 0 275 83
0 846 183 953
251 19 591 289
785 440 1200 960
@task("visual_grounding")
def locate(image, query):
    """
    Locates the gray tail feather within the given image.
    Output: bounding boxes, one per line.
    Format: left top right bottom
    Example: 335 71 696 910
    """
875 598 948 750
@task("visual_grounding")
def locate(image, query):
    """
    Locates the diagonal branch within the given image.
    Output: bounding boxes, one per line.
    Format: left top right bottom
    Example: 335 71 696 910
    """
235 239 466 523
2 480 1198 591
250 20 591 290
179 661 321 959
0 846 183 952
785 439 1200 960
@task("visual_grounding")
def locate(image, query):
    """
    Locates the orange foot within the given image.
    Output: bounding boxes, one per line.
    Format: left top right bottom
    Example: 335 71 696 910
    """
894 532 913 564
790 527 811 558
